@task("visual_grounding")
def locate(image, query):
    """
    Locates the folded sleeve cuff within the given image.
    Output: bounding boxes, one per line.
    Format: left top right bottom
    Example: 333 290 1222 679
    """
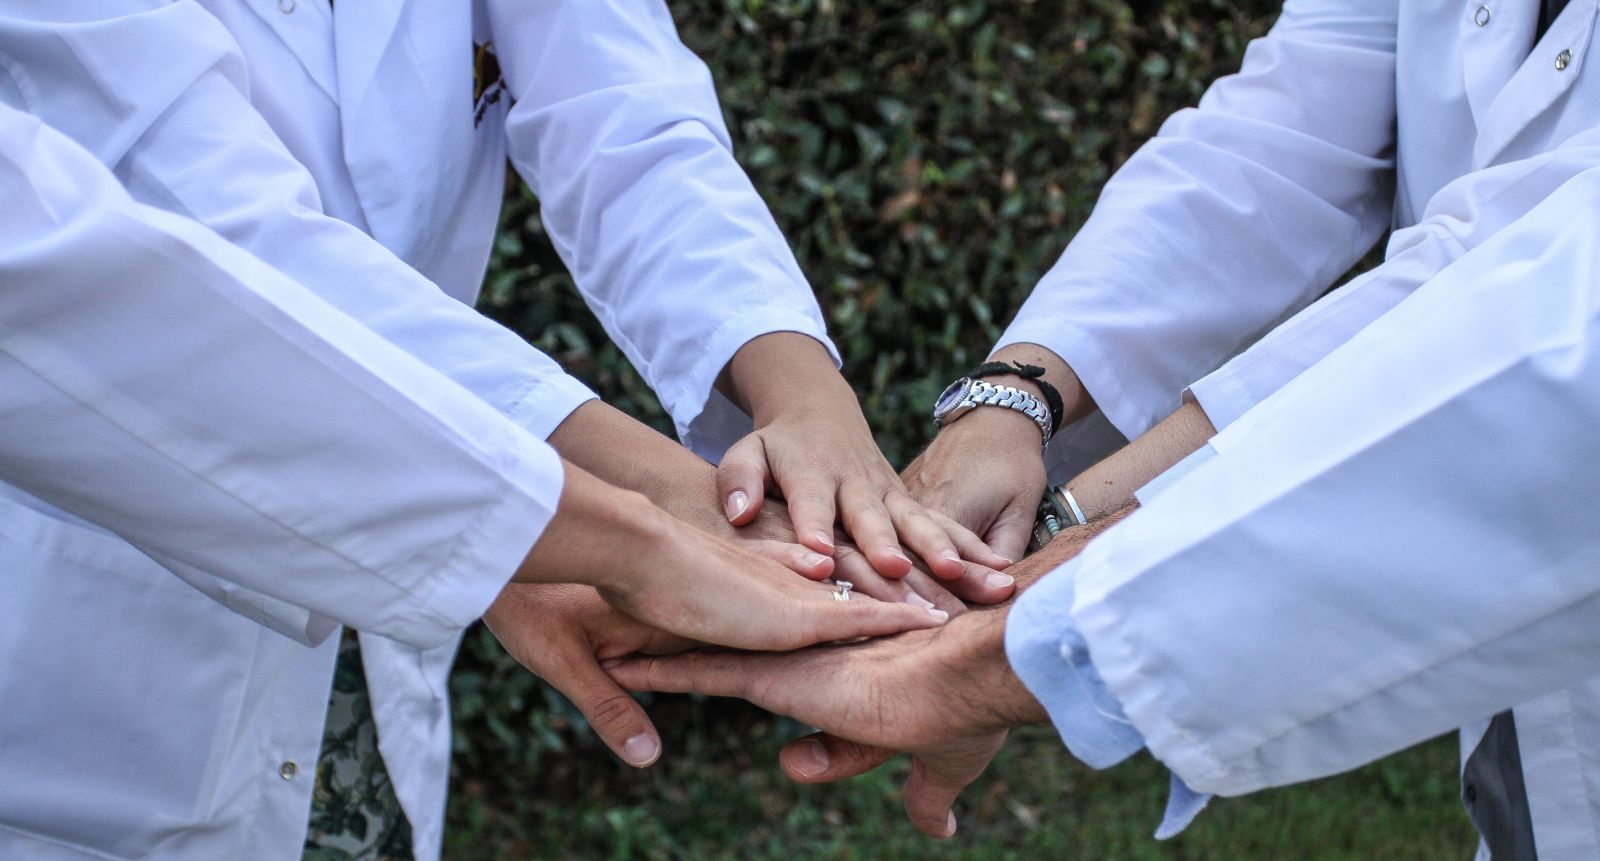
502 371 601 442
1009 547 1214 839
1006 557 1146 769
383 429 566 649
1185 364 1261 433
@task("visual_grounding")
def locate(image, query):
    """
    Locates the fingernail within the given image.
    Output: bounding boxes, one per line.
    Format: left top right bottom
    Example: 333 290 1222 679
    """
623 733 658 767
599 657 623 670
792 738 830 777
927 608 950 623
802 552 829 568
726 490 749 521
905 593 936 609
888 547 911 564
812 531 835 549
940 549 962 563
945 811 957 836
998 556 1016 566
985 572 1015 589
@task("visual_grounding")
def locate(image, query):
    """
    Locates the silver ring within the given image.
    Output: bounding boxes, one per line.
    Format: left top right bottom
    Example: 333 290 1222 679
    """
832 580 853 602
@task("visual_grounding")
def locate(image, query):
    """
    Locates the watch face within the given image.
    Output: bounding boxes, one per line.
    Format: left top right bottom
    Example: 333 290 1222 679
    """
934 378 971 420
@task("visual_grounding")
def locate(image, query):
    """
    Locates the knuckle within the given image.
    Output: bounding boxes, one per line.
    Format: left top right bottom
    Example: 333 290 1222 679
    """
586 692 639 731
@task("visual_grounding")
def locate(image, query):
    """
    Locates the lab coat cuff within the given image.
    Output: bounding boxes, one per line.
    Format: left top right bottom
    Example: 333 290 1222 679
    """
1132 444 1219 506
1185 365 1259 433
1072 537 1235 793
502 372 601 442
391 430 565 649
672 308 841 462
1156 772 1213 840
995 317 1167 442
1005 557 1147 769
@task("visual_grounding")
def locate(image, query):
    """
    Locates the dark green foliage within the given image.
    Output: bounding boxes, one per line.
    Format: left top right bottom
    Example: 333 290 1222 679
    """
452 2 1470 856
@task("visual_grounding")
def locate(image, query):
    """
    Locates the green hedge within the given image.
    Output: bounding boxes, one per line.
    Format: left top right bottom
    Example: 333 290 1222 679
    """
453 0 1283 851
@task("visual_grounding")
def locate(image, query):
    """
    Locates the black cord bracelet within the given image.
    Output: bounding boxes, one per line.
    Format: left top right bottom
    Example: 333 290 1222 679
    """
967 361 1065 436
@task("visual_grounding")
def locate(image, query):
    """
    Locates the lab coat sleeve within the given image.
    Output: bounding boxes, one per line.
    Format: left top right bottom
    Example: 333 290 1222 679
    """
487 0 839 459
0 105 563 650
0 3 598 444
1062 167 1600 797
1190 123 1600 429
996 0 1397 440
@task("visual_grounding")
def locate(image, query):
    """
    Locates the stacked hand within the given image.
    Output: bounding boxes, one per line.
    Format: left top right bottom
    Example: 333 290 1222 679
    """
600 519 1117 834
901 380 1051 564
487 462 953 767
605 608 1033 837
715 333 1015 588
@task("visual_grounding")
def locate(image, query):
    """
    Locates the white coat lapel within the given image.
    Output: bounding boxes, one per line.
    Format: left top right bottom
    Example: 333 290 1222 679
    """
1473 0 1599 165
330 0 404 105
332 0 476 265
240 0 337 100
1457 0 1538 126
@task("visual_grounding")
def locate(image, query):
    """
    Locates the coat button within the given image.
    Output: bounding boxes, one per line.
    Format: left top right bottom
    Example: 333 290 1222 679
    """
278 760 299 780
1556 49 1573 71
277 0 295 13
1474 6 1491 26
1465 782 1478 803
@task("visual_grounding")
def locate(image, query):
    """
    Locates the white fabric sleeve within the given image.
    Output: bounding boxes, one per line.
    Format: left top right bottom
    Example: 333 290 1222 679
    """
1065 168 1600 797
0 105 563 650
1190 123 1600 430
997 0 1397 440
487 0 839 459
0 4 598 442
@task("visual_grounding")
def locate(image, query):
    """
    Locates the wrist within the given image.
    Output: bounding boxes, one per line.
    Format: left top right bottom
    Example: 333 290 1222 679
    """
515 462 677 591
934 399 1049 454
941 609 1050 734
720 332 850 423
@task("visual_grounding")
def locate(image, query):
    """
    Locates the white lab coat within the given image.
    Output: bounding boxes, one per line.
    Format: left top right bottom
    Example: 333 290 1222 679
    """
0 2 835 859
0 104 561 858
999 0 1600 855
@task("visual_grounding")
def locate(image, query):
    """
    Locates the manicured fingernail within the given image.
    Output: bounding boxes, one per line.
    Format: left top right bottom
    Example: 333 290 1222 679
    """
812 532 835 549
985 572 1015 589
792 739 830 777
905 593 936 609
945 811 957 836
927 608 950 623
726 490 749 521
940 549 962 563
802 552 829 568
622 733 659 767
888 547 911 564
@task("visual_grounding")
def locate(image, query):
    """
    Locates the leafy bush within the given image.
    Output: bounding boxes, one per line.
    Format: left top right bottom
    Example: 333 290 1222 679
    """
454 0 1283 848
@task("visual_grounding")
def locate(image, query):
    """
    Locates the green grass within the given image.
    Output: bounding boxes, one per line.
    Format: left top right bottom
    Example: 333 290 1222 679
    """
446 698 1475 860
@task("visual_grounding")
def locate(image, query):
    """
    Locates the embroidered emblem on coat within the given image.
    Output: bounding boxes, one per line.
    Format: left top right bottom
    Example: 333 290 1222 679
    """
473 41 506 127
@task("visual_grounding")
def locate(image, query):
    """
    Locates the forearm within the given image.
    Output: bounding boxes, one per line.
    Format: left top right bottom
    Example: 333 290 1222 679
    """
1011 505 1135 589
983 342 1095 428
511 461 670 589
546 400 723 530
716 331 856 421
1065 401 1216 519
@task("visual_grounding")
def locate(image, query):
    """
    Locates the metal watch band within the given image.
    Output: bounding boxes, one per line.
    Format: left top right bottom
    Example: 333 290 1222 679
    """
963 380 1053 443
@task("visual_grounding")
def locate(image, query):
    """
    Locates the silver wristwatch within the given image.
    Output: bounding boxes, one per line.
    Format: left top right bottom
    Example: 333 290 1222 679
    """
931 377 1053 443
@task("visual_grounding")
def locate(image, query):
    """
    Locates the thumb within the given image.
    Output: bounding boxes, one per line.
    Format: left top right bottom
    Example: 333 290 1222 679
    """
985 500 1038 564
553 654 662 768
717 434 771 526
780 733 896 784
